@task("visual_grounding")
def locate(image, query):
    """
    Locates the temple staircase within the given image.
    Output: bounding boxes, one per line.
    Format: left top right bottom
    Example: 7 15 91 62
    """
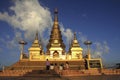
0 70 59 77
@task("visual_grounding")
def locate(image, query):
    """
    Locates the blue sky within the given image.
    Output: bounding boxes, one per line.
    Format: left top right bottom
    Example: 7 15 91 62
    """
0 0 120 67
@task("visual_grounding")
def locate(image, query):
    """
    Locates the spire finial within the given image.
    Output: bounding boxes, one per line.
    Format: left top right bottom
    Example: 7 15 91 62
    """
35 31 38 40
74 32 77 40
54 8 58 22
53 8 59 29
54 8 58 14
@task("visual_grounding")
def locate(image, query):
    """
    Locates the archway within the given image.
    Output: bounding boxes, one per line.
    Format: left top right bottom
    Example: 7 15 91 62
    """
53 51 59 58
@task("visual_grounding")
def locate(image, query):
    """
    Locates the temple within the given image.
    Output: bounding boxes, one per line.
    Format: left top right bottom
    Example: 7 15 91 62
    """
68 32 83 59
46 9 66 59
1 9 120 79
8 9 102 70
28 31 44 60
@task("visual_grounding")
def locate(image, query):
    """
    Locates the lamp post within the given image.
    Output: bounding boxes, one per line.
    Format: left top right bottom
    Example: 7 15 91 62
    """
19 40 27 60
84 40 92 59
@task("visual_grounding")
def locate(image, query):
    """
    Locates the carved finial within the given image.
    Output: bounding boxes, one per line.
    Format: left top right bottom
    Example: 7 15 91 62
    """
53 8 59 28
54 8 58 21
74 32 77 40
35 31 38 40
54 8 58 14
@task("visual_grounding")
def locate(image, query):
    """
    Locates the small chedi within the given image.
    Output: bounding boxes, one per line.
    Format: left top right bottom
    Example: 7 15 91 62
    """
8 9 103 70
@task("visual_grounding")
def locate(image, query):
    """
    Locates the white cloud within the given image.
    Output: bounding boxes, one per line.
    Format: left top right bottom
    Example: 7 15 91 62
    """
77 32 110 58
6 35 10 39
78 32 87 43
60 23 73 45
0 35 19 50
92 41 110 58
0 0 75 51
0 0 52 42
7 39 18 49
0 0 110 58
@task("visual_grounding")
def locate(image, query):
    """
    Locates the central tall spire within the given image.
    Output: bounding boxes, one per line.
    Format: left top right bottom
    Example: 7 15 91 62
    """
46 8 65 56
53 8 58 28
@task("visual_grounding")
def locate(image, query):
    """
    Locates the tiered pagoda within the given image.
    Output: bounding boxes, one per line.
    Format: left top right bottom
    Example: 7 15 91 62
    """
68 32 83 59
8 9 103 70
28 31 44 61
46 9 66 60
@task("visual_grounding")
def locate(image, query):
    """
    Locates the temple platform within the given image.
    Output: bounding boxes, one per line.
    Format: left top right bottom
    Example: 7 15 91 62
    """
6 60 85 70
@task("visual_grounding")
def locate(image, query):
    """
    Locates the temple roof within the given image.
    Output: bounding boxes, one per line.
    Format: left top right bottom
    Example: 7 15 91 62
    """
46 8 65 53
71 32 80 47
69 32 83 52
29 32 42 50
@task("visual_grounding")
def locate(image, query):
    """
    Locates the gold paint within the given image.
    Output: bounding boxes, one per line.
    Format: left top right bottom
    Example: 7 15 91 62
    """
69 32 83 59
28 32 44 61
19 9 103 69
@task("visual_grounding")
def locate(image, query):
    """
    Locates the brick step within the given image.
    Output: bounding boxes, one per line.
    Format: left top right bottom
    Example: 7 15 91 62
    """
7 60 85 70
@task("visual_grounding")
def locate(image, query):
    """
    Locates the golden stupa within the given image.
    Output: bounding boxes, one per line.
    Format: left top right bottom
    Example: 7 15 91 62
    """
9 9 102 70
